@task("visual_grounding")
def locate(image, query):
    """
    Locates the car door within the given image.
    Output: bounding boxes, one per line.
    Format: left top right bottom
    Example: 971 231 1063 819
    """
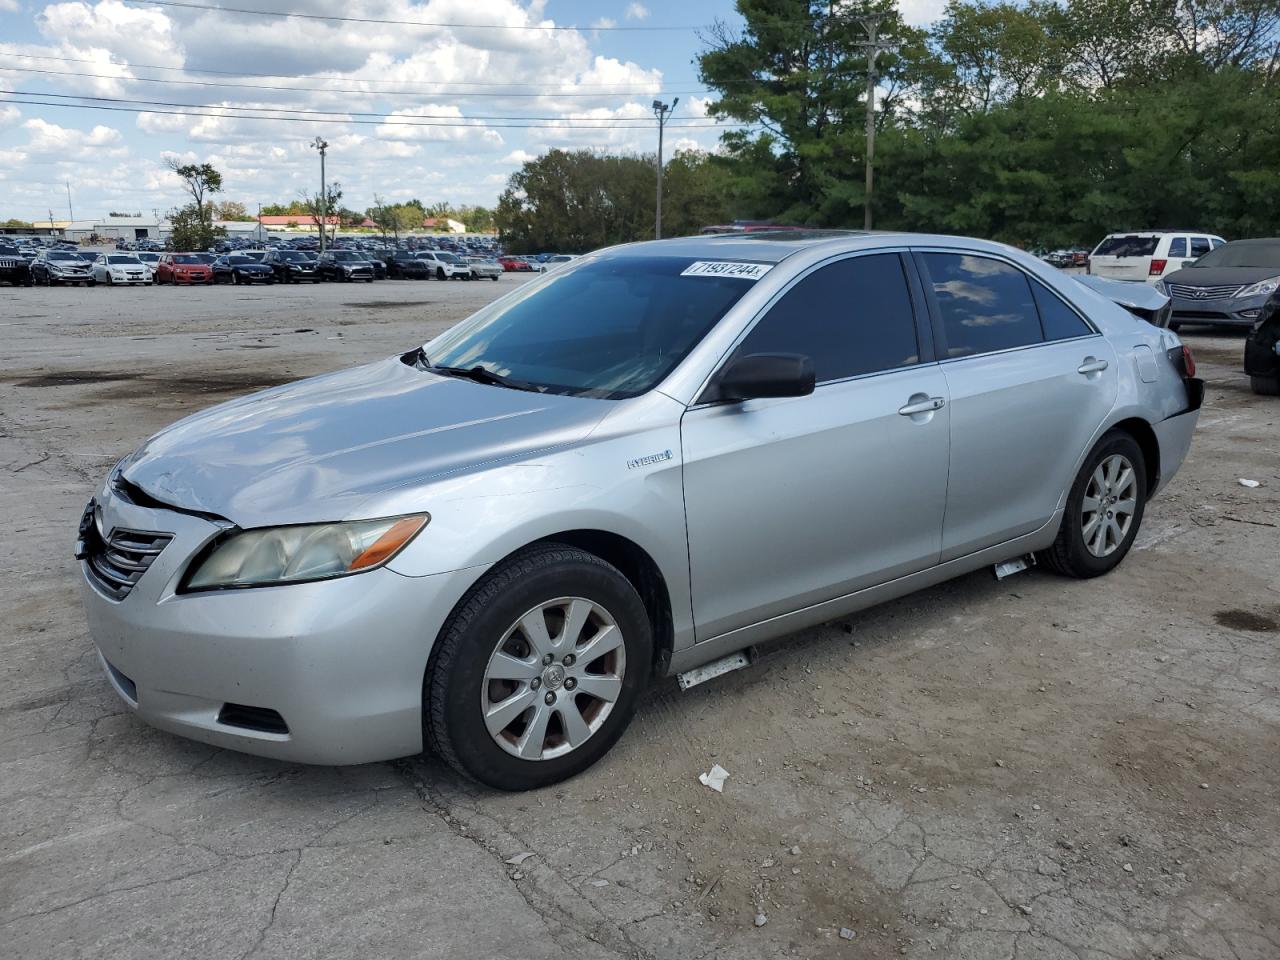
680 252 950 642
913 250 1119 561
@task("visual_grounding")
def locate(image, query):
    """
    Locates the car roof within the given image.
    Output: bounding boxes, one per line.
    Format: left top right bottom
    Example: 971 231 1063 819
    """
602 230 1022 264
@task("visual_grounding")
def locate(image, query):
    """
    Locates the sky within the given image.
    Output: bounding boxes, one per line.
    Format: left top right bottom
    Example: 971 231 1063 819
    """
0 0 947 223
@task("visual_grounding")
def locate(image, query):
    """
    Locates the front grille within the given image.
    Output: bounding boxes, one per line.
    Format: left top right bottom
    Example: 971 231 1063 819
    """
1168 282 1243 301
78 502 172 600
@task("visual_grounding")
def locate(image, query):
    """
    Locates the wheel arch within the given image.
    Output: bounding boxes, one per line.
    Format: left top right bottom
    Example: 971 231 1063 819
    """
526 530 674 678
1107 416 1160 499
437 529 676 680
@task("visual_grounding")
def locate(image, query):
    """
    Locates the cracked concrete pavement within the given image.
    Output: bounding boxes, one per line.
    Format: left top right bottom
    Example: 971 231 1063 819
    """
2 279 1278 959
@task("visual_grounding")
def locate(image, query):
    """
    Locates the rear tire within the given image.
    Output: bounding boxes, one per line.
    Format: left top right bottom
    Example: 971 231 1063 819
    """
1037 430 1147 578
425 543 652 791
1251 375 1280 396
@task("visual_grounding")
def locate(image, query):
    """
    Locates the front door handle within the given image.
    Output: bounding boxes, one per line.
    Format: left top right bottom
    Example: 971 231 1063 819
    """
1077 357 1109 375
898 396 946 416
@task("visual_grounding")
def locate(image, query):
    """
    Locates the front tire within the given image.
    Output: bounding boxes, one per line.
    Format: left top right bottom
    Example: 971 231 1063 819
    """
425 543 652 791
1038 430 1147 578
1250 375 1280 396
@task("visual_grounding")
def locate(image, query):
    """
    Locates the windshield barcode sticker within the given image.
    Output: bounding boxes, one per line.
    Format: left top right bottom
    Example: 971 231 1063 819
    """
681 261 773 280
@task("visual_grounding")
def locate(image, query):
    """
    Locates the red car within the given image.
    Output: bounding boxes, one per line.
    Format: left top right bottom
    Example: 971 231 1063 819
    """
156 253 214 285
497 256 534 273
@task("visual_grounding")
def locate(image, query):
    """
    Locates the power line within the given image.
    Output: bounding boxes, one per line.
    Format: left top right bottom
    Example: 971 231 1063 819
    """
0 52 715 89
3 88 729 124
0 61 714 100
0 94 743 130
124 0 703 31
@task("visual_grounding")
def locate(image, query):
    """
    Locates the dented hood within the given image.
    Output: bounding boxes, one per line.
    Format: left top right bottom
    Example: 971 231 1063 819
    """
121 356 611 527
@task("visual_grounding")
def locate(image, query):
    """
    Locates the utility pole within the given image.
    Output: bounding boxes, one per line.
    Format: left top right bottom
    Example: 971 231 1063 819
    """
652 98 678 240
854 13 897 231
65 181 74 221
311 136 329 253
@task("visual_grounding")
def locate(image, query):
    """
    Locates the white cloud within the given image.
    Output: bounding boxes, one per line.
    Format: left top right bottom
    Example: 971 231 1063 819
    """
0 0 20 12
502 149 537 165
625 3 649 21
592 17 617 29
0 104 21 126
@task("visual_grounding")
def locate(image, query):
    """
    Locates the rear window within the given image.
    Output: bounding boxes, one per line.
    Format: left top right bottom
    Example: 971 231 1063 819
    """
1093 236 1159 257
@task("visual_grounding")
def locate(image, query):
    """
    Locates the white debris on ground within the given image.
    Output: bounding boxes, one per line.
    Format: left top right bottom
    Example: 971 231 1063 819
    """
1238 478 1261 487
699 763 730 792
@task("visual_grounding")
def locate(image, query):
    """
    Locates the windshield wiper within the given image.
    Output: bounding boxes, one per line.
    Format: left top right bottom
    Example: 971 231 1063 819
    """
426 362 542 393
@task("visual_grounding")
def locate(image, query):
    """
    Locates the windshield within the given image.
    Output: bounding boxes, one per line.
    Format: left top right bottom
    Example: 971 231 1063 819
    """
172 254 202 264
227 255 257 264
49 251 80 261
424 255 759 399
1191 241 1280 269
436 252 460 263
107 255 141 264
276 251 306 261
332 251 363 261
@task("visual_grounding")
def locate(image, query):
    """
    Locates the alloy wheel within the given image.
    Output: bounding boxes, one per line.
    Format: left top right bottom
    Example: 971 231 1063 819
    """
481 597 626 761
1082 454 1137 557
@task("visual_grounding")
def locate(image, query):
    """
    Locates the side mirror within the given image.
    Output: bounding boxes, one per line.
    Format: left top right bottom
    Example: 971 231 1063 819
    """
716 353 816 403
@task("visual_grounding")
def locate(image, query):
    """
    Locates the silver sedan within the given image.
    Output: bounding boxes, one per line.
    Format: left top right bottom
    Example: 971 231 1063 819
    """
77 232 1202 790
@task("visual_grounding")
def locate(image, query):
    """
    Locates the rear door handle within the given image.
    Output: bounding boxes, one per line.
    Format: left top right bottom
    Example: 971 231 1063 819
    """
1077 358 1109 375
898 396 946 416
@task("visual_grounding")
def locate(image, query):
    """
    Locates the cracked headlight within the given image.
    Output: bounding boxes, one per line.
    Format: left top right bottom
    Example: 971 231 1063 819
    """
183 514 428 591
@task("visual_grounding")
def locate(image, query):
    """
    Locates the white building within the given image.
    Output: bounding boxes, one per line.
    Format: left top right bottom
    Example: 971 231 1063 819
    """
61 217 263 242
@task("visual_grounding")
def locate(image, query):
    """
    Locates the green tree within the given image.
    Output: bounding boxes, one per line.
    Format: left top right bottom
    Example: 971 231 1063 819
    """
213 200 254 221
167 203 226 251
165 160 222 236
300 183 343 244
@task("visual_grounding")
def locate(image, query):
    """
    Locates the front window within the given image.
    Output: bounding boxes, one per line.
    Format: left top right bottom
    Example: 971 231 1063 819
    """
227 256 255 265
276 251 306 262
332 251 363 262
424 255 759 400
172 255 202 264
107 255 141 265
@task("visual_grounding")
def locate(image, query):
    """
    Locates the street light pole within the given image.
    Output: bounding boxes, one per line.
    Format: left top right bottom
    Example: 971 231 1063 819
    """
652 98 678 240
311 136 329 253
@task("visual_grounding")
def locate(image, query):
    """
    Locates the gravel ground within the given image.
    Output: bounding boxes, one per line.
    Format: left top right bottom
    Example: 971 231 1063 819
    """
2 278 1278 960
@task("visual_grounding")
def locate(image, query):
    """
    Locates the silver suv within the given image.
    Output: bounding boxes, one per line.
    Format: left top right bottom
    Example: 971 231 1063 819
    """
78 232 1202 790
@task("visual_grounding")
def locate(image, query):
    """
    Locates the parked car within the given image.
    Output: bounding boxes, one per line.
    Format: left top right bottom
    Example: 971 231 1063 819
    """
1243 288 1280 395
32 249 95 286
156 253 214 285
263 249 321 283
535 254 580 273
76 232 1203 790
464 256 503 281
92 253 153 286
212 254 275 284
317 250 375 282
498 255 534 273
0 242 32 286
1088 231 1225 284
416 250 471 280
386 253 434 280
134 252 162 273
1154 238 1280 331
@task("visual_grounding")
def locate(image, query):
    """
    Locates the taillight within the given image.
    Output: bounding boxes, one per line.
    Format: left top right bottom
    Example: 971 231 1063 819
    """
1149 259 1167 276
1181 345 1196 378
